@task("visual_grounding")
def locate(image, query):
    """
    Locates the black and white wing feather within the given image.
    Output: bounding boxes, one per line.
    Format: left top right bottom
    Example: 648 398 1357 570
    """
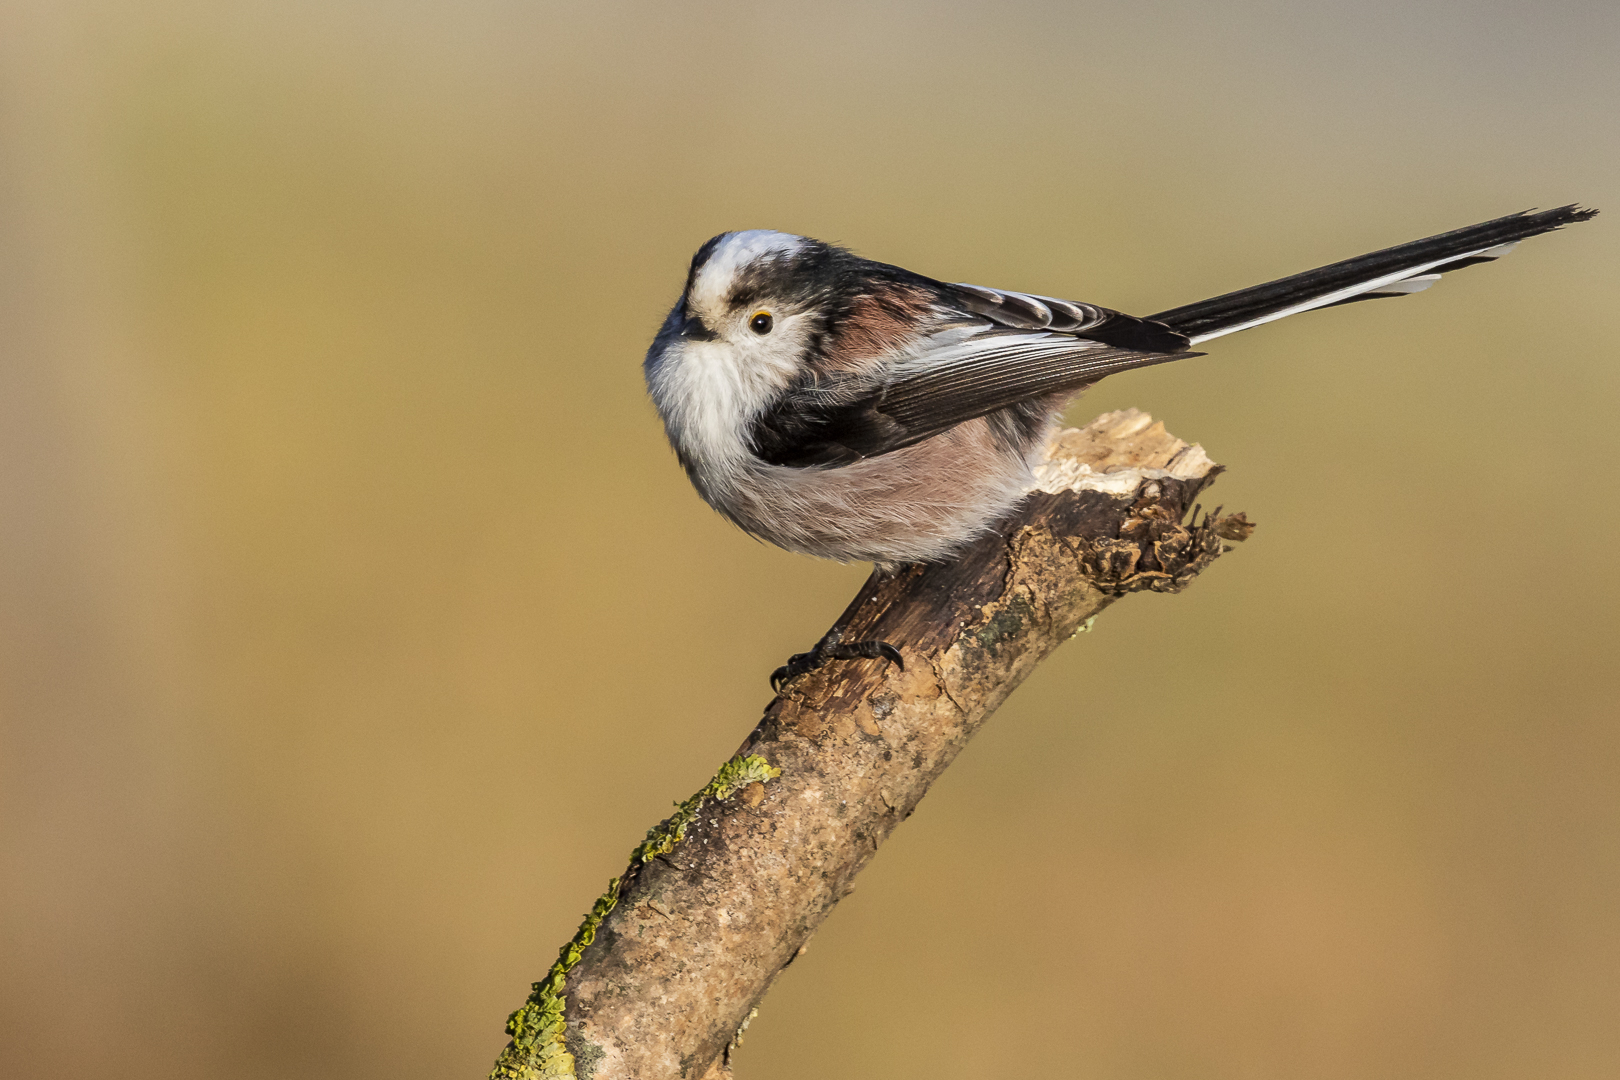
943 281 1190 352
750 314 1196 467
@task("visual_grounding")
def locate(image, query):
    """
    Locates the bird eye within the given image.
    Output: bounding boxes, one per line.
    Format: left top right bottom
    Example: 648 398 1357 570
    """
749 311 774 335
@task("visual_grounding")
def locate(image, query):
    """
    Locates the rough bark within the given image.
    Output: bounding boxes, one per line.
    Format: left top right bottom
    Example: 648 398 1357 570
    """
490 409 1253 1080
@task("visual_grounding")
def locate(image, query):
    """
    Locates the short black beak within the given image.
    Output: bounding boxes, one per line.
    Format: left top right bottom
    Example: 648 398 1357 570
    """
679 312 719 342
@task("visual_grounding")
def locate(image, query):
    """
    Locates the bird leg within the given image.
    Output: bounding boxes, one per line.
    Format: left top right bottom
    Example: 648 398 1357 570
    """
770 627 903 693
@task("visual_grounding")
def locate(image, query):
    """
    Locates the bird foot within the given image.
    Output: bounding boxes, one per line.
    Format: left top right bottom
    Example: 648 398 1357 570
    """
770 627 903 693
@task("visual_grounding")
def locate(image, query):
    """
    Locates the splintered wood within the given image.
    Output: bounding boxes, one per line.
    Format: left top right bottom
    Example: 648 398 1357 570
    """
1032 408 1217 494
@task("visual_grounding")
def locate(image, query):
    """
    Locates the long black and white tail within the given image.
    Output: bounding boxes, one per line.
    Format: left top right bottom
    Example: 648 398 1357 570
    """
1150 205 1598 344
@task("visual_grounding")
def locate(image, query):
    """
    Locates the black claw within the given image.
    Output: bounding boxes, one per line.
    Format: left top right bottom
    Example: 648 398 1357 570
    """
769 628 904 692
770 655 813 694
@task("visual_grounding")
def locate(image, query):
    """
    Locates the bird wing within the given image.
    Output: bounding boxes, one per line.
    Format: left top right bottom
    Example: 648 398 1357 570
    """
939 281 1190 352
748 315 1197 467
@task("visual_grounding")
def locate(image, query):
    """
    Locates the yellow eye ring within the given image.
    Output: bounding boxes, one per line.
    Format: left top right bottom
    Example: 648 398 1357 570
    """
749 311 774 335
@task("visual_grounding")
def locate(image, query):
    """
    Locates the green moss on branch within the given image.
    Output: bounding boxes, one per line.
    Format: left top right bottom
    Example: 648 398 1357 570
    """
490 754 782 1080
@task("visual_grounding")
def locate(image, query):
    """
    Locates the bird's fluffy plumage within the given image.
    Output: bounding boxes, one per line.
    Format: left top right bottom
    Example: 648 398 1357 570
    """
644 208 1597 566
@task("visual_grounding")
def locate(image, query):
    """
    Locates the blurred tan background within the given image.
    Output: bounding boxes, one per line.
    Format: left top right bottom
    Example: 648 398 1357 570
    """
2 1 1616 1077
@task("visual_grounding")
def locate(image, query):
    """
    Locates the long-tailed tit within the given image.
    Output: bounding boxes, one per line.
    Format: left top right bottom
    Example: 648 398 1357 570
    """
643 206 1595 685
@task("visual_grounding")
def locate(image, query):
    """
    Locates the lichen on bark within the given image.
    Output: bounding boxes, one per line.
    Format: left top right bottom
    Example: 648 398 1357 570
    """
490 754 782 1080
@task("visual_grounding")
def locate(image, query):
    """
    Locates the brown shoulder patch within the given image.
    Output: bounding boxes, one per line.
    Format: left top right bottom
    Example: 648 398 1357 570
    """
823 286 935 372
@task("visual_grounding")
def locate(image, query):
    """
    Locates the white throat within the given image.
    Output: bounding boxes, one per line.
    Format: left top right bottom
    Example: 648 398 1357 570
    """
648 231 815 474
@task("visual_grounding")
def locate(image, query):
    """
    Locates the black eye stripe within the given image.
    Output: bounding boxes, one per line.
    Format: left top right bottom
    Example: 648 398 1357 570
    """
750 312 774 335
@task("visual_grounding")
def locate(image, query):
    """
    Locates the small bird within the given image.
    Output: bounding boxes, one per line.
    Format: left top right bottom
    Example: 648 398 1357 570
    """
643 206 1595 686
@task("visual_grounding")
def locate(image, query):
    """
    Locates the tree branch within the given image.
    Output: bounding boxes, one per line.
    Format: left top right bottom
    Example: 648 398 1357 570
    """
490 409 1252 1080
